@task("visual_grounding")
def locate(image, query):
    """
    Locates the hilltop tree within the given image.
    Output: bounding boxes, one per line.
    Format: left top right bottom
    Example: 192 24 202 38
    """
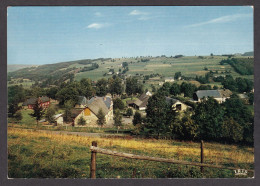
97 109 106 129
30 99 45 126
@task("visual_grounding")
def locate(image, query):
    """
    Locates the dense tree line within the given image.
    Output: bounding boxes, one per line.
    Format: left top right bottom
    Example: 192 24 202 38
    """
136 94 253 145
220 58 253 75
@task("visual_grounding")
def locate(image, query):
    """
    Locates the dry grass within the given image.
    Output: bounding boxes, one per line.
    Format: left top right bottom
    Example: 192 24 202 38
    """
8 128 254 166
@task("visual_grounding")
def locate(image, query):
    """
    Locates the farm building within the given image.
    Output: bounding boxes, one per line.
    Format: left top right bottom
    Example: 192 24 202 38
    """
71 96 113 127
22 96 50 109
129 91 152 110
238 94 249 104
193 89 232 103
165 97 191 112
164 77 174 82
54 114 63 125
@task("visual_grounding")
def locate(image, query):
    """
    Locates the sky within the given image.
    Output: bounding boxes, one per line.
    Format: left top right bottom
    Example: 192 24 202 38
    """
7 6 253 65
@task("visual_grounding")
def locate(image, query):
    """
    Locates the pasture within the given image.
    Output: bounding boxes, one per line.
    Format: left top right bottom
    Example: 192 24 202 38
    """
8 128 254 178
74 56 253 82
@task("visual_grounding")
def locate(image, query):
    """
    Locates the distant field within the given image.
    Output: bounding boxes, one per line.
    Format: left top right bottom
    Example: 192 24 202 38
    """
8 55 253 85
7 64 37 72
74 56 253 81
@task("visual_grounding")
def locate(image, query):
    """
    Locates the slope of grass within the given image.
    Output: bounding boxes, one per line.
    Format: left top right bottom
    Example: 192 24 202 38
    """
8 128 254 178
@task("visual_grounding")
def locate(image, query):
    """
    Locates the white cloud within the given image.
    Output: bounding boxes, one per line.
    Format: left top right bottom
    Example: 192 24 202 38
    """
95 12 102 17
87 23 110 29
129 10 148 16
186 13 252 28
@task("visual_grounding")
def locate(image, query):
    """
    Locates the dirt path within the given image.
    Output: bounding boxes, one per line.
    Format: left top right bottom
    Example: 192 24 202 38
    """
35 129 127 138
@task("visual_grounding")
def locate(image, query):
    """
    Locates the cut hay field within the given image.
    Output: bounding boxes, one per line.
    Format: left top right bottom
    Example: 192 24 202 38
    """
8 128 254 178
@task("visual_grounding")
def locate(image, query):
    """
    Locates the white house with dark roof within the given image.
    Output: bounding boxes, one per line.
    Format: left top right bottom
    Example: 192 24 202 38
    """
193 89 232 103
164 77 175 82
72 95 113 127
165 97 191 112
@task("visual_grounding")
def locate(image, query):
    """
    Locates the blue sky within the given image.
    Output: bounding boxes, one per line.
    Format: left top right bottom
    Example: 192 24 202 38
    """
8 6 253 65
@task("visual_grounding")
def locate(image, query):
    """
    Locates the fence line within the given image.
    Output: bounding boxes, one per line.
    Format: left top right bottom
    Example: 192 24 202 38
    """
89 141 254 178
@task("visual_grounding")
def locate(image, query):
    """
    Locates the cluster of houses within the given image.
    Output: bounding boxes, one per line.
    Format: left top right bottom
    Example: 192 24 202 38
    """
22 87 247 127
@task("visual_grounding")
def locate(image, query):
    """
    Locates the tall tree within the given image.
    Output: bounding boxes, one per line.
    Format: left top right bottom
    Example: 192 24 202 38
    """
113 98 125 110
133 111 142 126
170 83 181 96
96 78 108 96
180 82 197 97
192 97 224 141
113 109 122 133
145 93 176 138
96 109 106 129
64 100 73 122
126 108 133 117
45 106 56 124
30 99 45 126
109 77 123 96
13 111 23 124
174 72 182 80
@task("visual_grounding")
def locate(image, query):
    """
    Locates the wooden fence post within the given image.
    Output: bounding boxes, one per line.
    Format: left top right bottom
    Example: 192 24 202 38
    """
200 140 204 173
90 141 97 178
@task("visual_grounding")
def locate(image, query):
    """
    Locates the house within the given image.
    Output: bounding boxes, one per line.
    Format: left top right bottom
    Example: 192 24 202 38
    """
165 97 191 112
164 77 174 82
193 89 232 103
75 96 88 108
130 91 152 110
238 94 249 104
22 96 50 109
72 96 113 127
54 114 63 125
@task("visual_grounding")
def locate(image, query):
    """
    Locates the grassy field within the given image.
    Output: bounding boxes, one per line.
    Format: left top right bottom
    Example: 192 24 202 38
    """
8 128 254 178
74 55 253 82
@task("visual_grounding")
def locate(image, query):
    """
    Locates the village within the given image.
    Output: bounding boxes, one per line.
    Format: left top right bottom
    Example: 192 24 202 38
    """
5 6 255 179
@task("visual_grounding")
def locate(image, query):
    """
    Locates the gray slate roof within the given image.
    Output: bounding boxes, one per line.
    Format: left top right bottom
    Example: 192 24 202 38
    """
195 90 222 99
87 98 109 116
195 89 232 99
77 96 87 106
88 96 112 109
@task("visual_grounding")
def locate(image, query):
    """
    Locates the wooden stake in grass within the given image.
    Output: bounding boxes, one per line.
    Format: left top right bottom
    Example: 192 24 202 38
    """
201 140 204 173
90 141 97 178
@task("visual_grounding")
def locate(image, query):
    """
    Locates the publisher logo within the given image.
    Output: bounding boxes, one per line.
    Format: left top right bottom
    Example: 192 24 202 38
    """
234 169 247 176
